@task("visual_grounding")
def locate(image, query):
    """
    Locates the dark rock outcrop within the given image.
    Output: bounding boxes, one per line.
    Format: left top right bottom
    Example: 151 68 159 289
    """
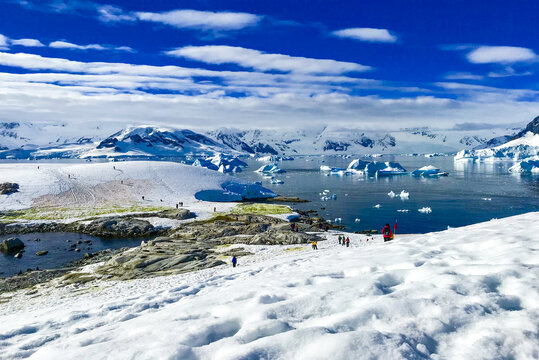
78 217 159 237
0 182 19 195
513 116 539 140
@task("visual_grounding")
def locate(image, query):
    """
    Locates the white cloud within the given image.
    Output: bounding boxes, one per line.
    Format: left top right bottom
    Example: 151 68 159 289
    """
10 38 45 47
467 46 537 64
49 41 105 50
49 41 133 52
135 9 261 31
332 28 397 43
0 34 9 49
0 51 536 131
444 72 484 80
166 45 371 74
97 5 136 22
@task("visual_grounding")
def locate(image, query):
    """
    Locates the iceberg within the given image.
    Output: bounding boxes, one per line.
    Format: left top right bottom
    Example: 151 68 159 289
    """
255 163 286 174
347 159 407 176
193 154 247 173
508 156 539 174
411 165 449 177
195 180 277 202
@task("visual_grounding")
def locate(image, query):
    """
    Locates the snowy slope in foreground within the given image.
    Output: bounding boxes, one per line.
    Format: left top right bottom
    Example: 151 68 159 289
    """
0 161 275 212
1 212 538 359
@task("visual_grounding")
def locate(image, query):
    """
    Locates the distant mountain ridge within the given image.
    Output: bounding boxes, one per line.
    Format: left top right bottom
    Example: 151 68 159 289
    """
0 121 524 159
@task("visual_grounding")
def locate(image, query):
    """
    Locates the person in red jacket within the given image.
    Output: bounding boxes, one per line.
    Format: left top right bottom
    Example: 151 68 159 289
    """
381 223 393 242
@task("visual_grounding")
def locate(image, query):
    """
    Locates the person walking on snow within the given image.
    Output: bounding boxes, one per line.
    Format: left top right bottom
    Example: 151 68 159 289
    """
312 241 318 250
382 223 393 242
338 235 342 245
232 256 237 268
345 237 350 247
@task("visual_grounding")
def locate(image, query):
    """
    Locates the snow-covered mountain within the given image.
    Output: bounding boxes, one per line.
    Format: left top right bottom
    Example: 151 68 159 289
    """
0 121 105 150
455 117 539 164
84 126 234 158
0 126 240 159
0 122 523 159
207 126 517 156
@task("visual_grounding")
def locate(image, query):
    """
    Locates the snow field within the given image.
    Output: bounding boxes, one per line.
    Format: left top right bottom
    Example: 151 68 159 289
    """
0 161 268 217
0 212 537 359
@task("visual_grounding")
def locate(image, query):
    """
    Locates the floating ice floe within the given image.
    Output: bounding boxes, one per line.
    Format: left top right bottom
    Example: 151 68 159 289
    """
374 204 381 208
321 193 337 201
424 153 445 158
334 218 342 223
388 190 409 199
482 198 492 201
418 207 432 214
397 209 409 213
399 190 410 199
320 166 348 175
270 178 284 184
354 218 361 222
411 165 449 178
255 163 286 174
508 156 539 174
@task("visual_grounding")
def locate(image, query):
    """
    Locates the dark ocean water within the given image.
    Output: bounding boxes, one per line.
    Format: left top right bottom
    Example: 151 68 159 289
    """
0 232 145 277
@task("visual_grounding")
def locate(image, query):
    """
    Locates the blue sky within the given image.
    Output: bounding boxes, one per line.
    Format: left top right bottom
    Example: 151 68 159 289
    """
0 0 538 130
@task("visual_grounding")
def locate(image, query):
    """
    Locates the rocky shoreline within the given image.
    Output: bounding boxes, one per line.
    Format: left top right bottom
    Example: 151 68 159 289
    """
1 208 336 293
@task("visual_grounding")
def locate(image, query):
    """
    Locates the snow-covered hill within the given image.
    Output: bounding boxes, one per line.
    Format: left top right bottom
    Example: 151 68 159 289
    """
0 161 275 214
1 212 537 359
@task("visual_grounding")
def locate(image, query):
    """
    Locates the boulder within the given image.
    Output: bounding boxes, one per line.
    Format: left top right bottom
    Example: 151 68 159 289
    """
36 250 49 256
1 237 25 252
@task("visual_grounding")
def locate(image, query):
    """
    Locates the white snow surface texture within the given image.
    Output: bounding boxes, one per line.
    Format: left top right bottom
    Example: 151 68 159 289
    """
0 161 273 212
1 212 538 359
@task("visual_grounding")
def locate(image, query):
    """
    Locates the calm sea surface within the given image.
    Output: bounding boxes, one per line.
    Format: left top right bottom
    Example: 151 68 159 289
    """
235 155 539 234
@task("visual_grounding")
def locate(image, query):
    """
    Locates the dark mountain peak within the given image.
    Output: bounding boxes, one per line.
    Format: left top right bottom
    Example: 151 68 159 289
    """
513 116 539 139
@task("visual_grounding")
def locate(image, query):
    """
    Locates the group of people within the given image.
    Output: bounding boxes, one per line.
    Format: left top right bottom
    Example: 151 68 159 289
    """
232 222 396 265
337 235 350 247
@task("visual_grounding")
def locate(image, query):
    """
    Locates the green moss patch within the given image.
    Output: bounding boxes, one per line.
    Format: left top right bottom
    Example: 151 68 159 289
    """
0 205 171 222
229 203 292 215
